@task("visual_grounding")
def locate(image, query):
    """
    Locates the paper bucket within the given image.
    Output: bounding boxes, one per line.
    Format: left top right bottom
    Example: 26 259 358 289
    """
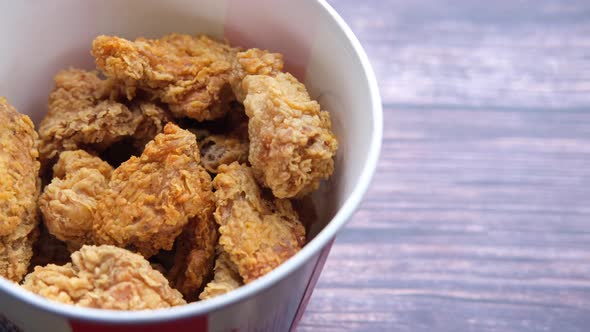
0 1 382 331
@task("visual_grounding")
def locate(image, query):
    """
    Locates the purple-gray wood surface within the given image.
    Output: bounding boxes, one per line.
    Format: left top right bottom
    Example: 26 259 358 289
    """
298 1 590 331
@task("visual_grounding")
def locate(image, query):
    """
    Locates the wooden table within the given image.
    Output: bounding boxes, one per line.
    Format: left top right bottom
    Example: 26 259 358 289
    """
298 1 590 331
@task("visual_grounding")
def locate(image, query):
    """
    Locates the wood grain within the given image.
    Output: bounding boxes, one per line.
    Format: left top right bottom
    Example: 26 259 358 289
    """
298 1 590 331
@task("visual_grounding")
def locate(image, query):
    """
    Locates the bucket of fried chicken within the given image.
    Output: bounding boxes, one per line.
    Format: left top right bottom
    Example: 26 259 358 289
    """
0 0 381 331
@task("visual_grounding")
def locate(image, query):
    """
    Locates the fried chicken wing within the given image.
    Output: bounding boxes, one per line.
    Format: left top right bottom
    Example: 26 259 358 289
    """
22 245 186 309
39 150 113 250
93 123 213 257
0 98 40 282
199 249 242 300
167 200 217 301
242 73 338 198
92 34 237 121
38 69 142 165
212 162 305 283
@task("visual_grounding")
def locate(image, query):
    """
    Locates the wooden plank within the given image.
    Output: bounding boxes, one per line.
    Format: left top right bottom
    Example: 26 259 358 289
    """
298 106 590 331
329 0 590 108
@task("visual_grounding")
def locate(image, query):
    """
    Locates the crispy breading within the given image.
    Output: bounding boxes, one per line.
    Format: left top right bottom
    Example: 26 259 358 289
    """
39 150 112 250
93 124 213 257
51 150 113 180
0 98 40 236
92 34 237 121
212 162 306 283
242 73 338 198
168 200 217 301
38 69 142 165
22 245 186 310
230 48 284 103
0 98 40 282
199 249 242 300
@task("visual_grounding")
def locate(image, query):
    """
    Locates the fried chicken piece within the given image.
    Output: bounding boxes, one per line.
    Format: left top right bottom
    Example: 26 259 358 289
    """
242 73 338 198
213 162 306 283
93 123 213 257
51 150 113 180
199 249 243 300
167 199 217 301
38 69 142 166
39 150 113 250
22 245 186 310
92 34 238 121
0 98 40 236
230 48 284 103
0 98 40 282
0 228 39 283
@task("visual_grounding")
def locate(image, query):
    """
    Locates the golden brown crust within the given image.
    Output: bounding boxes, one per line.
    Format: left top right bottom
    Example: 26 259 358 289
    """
51 150 113 180
230 48 284 103
242 73 338 198
199 249 242 300
38 69 142 165
22 245 186 309
0 98 40 236
92 34 238 121
212 162 306 283
167 201 217 301
39 150 112 250
0 98 40 282
93 124 213 257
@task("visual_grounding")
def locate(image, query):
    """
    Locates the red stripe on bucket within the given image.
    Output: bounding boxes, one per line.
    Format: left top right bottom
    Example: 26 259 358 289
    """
69 314 207 332
289 238 335 331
